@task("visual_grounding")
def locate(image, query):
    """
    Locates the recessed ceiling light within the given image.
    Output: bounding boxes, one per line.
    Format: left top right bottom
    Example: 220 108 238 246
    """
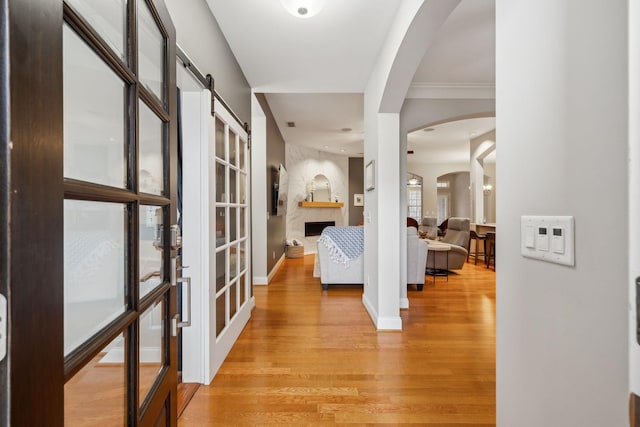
280 0 326 18
341 128 352 132
340 149 346 152
287 121 296 128
323 145 329 149
423 127 435 132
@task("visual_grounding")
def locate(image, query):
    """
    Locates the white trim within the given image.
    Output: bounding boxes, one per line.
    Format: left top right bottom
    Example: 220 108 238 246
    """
362 293 378 326
407 82 496 99
400 297 409 309
253 276 268 285
376 316 402 330
265 253 286 284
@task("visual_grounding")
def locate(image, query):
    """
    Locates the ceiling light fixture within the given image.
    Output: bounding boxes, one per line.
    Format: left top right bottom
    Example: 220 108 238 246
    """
280 0 326 18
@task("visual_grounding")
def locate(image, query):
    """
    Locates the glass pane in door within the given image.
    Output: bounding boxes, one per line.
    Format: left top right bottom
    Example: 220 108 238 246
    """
139 100 164 195
214 117 225 160
139 299 165 407
64 200 126 356
215 249 226 292
229 207 237 243
228 129 237 166
216 162 225 203
239 241 246 273
139 205 163 299
215 294 225 336
239 274 246 306
63 24 126 189
65 0 127 62
137 0 164 101
239 172 246 204
65 332 127 426
215 207 225 247
239 140 246 171
239 207 246 238
229 169 236 204
229 280 237 320
229 242 238 281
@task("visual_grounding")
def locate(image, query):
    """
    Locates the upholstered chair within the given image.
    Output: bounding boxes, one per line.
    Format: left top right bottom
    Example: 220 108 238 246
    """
419 216 439 239
425 217 470 270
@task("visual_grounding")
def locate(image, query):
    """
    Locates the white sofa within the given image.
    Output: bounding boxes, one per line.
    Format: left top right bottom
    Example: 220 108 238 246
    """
316 226 428 291
407 226 429 290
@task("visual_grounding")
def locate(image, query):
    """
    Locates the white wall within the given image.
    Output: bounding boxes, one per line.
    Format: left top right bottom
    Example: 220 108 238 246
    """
165 0 250 122
285 144 349 253
496 1 628 425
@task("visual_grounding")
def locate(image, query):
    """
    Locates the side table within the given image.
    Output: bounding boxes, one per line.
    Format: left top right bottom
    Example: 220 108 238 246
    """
425 242 451 283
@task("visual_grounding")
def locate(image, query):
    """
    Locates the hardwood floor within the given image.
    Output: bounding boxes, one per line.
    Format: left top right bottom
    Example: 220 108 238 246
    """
179 255 496 426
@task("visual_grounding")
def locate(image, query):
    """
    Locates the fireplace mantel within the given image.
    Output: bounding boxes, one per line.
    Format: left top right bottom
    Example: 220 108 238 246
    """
298 201 344 208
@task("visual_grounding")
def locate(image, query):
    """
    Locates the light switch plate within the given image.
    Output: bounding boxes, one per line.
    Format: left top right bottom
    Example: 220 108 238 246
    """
521 216 574 266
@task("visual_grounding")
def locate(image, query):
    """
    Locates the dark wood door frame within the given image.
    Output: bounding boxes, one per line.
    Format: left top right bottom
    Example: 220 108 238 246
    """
8 0 65 425
0 0 9 424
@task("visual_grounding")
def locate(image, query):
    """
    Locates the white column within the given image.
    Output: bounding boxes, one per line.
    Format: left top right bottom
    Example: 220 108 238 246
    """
250 93 268 284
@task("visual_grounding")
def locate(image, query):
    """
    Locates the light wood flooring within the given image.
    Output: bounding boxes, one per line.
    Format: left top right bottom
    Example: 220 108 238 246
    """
179 254 496 426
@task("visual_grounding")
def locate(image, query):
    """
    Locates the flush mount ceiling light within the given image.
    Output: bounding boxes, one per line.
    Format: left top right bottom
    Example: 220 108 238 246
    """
280 0 326 18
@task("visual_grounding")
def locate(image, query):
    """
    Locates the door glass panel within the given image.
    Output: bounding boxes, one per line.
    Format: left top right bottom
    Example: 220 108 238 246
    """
65 0 127 62
215 294 225 336
216 250 226 292
65 332 127 426
239 207 246 238
239 241 246 273
215 117 225 159
64 200 126 356
139 100 164 195
229 281 237 320
215 208 225 247
63 24 126 189
139 205 163 299
139 299 165 407
239 140 246 171
229 207 237 243
239 274 246 306
229 169 236 204
228 129 237 166
137 0 164 101
229 243 238 281
216 162 225 203
239 173 246 205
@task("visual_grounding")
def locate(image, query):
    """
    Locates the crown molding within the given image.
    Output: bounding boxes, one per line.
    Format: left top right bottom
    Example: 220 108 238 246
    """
407 82 495 99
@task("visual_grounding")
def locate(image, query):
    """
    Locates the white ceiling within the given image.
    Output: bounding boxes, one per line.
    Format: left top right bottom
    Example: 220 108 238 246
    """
208 0 495 159
206 0 403 92
407 117 496 164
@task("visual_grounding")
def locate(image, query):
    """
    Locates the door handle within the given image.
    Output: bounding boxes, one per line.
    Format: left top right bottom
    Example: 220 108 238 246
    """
177 276 191 328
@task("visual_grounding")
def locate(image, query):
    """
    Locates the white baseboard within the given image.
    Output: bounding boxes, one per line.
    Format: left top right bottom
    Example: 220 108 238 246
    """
253 276 268 285
376 316 402 330
362 293 403 330
362 293 378 327
267 254 286 282
400 297 409 309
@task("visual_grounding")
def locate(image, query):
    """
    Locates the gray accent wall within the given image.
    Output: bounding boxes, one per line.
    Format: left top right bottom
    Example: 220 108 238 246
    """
255 94 286 272
165 0 250 123
349 158 364 225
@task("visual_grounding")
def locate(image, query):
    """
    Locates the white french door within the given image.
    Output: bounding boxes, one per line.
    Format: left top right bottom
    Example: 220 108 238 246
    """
181 92 252 384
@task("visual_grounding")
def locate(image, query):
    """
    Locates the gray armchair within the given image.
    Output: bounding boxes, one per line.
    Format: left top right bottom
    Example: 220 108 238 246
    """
419 216 439 239
425 217 470 270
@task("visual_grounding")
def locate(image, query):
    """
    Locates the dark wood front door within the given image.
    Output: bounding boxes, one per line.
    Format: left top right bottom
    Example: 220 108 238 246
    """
4 0 178 425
